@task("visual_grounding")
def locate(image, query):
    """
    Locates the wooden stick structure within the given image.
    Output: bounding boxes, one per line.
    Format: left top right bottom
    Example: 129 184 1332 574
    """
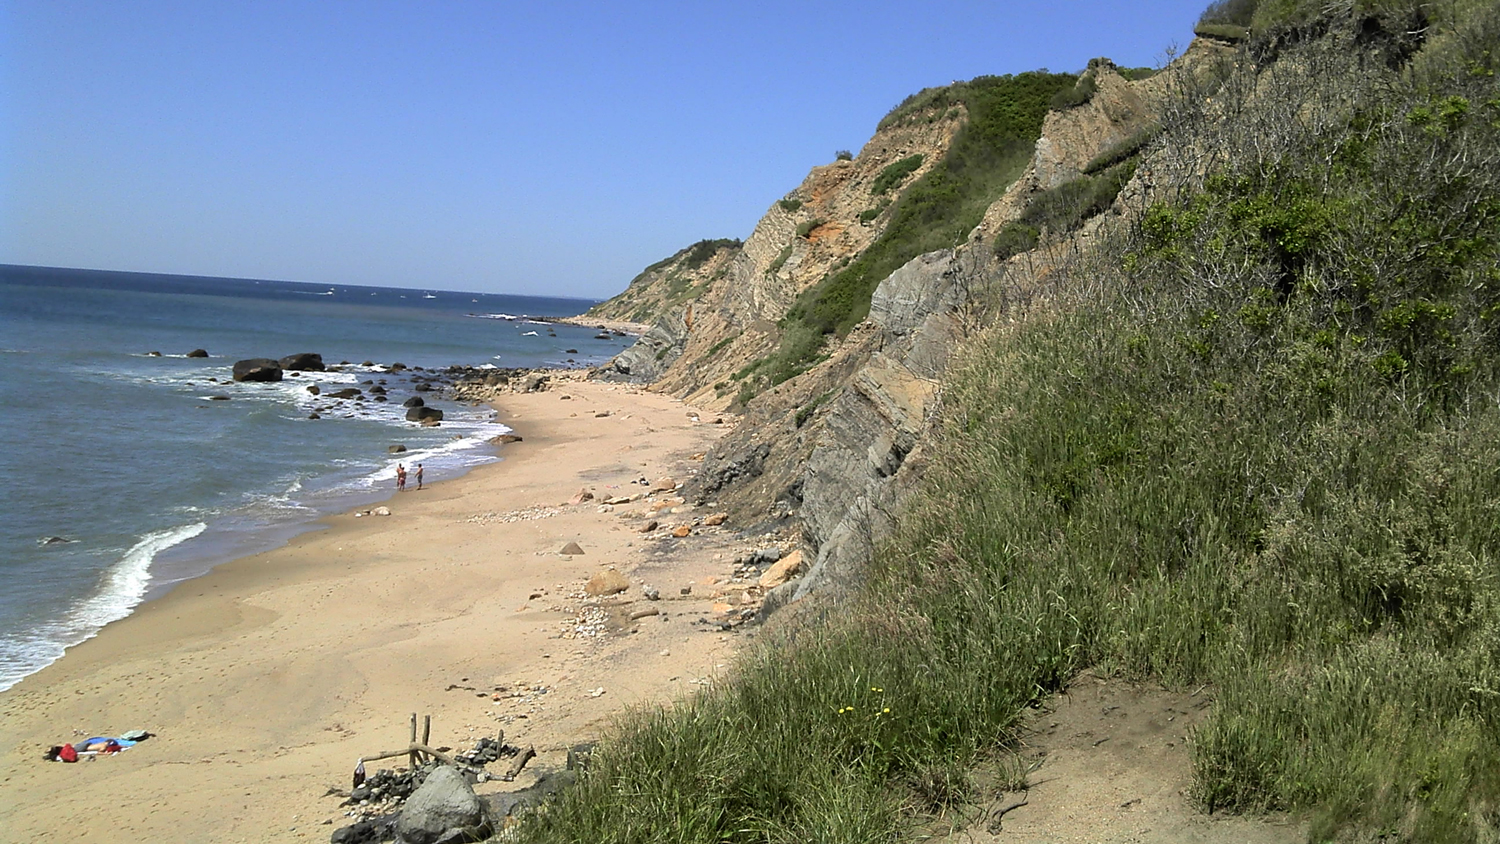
358 742 459 769
408 713 418 770
355 714 508 774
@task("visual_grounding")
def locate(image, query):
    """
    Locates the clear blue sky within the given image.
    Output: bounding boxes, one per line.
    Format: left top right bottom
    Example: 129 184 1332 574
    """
2 1 1209 299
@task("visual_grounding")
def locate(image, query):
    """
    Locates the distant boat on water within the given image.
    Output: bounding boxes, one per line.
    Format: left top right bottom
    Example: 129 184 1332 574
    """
423 293 437 299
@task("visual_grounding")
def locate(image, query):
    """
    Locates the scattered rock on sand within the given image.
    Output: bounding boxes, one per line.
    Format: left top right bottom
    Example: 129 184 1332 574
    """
585 568 629 596
671 526 692 538
758 550 804 589
643 586 660 601
490 434 523 444
639 520 659 533
559 541 585 556
568 489 594 505
651 477 677 491
394 766 491 844
703 513 728 526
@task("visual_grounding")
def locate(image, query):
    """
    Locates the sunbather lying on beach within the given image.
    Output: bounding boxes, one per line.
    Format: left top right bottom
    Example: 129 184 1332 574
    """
43 730 153 762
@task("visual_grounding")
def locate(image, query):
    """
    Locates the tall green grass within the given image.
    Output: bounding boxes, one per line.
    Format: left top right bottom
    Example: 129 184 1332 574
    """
516 3 1500 842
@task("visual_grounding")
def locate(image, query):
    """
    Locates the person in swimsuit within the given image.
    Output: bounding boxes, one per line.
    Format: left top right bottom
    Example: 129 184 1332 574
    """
416 463 424 490
396 463 407 491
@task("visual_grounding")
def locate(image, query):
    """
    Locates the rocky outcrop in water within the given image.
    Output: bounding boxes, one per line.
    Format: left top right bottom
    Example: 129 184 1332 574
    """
232 358 283 382
279 352 325 371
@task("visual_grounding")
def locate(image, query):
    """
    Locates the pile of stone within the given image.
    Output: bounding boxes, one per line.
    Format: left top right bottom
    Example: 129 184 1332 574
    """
454 736 517 767
333 766 491 844
331 733 528 843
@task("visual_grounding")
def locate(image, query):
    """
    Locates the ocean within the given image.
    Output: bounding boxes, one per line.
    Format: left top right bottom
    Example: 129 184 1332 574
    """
0 264 628 691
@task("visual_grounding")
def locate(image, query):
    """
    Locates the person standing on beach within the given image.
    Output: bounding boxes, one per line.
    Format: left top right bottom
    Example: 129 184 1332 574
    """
396 463 407 491
416 463 424 491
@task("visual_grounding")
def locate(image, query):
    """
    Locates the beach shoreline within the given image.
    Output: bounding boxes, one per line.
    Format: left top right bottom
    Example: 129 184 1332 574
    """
0 374 759 843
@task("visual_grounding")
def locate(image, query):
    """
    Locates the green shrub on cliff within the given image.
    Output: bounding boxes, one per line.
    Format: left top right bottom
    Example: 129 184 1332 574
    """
994 159 1137 259
1050 70 1098 109
870 154 924 195
739 71 1076 394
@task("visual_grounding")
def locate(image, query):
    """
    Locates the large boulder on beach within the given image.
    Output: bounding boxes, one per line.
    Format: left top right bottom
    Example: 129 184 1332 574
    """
403 396 425 408
394 766 490 844
278 352 325 371
232 358 282 382
406 406 444 423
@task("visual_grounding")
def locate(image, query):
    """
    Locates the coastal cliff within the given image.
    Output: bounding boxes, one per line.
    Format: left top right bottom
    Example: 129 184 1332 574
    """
504 2 1500 839
592 48 1233 600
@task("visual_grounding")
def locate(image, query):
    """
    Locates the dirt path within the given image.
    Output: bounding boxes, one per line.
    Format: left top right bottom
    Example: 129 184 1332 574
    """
934 673 1306 844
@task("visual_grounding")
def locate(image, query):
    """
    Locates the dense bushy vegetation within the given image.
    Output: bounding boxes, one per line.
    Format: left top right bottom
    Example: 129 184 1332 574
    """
680 238 741 270
744 71 1076 392
992 158 1137 260
1050 70 1099 109
526 2 1500 841
870 154 925 195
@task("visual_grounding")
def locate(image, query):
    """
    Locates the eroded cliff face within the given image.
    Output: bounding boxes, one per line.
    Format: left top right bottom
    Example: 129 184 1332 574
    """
597 44 1235 602
598 110 965 406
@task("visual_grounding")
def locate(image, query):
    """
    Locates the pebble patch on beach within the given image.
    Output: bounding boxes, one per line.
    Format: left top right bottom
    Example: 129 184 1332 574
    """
463 504 561 524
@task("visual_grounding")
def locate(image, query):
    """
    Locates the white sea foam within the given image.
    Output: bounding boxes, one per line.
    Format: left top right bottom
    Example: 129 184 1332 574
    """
0 523 206 692
90 524 205 620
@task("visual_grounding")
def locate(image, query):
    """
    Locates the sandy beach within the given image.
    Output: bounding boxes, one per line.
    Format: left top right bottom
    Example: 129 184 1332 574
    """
0 376 766 843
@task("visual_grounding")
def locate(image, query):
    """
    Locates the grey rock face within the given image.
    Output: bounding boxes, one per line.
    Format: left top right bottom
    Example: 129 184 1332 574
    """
868 249 966 336
795 249 968 601
394 766 491 844
696 442 772 501
605 309 689 382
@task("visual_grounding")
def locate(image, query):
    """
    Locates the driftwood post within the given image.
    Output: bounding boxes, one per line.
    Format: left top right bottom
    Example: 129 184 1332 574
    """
502 745 536 781
358 743 460 769
409 713 419 769
422 715 431 748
